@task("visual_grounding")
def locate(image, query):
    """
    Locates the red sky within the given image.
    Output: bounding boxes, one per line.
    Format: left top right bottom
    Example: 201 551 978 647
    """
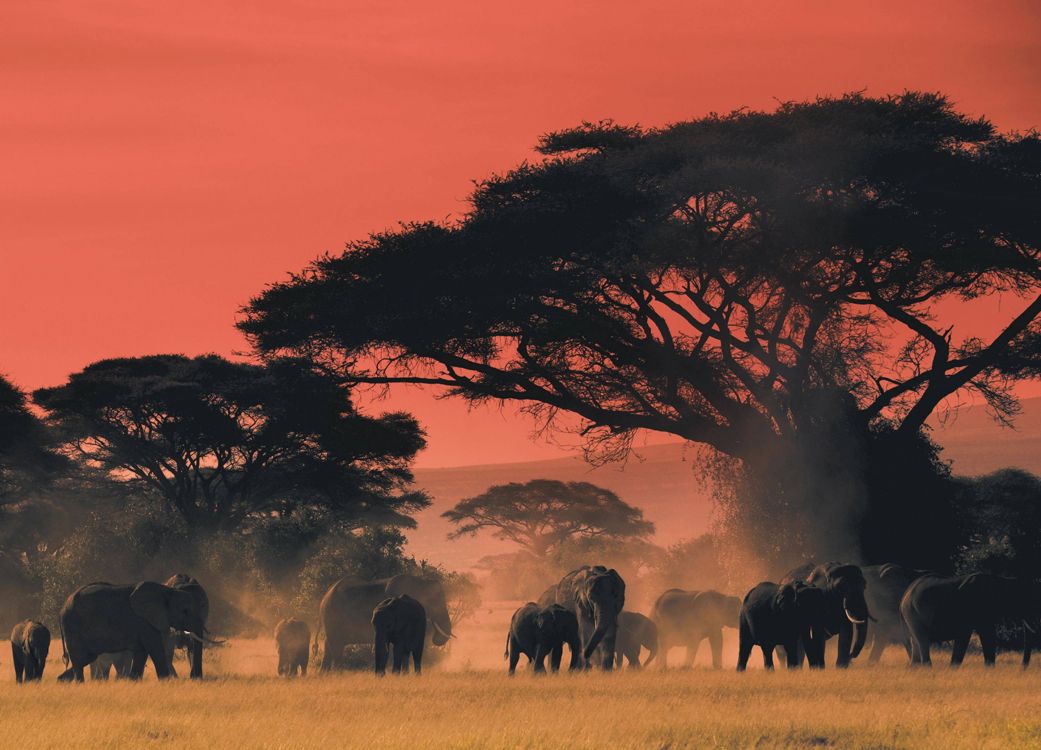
2 1 1040 467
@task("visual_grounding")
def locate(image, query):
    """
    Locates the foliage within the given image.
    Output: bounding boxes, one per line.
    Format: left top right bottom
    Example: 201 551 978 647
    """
952 468 1041 579
33 355 428 533
242 92 1041 565
443 479 653 556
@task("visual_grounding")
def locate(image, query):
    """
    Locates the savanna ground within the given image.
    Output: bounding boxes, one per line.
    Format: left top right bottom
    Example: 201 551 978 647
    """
2 603 1040 749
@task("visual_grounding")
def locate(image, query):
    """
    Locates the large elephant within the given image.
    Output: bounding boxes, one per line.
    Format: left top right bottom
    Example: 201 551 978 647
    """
10 619 50 682
862 564 930 663
372 595 426 676
900 572 1041 667
538 565 625 670
737 581 828 671
781 562 872 668
613 611 658 669
318 573 453 671
652 589 741 669
504 602 581 674
56 581 211 682
89 651 134 680
162 574 210 679
274 618 311 677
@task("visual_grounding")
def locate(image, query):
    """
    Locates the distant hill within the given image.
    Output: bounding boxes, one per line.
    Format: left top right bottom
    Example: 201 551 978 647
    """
408 396 1041 571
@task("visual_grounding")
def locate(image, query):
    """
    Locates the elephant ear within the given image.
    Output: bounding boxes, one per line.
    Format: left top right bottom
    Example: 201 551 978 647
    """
130 581 171 634
775 584 797 612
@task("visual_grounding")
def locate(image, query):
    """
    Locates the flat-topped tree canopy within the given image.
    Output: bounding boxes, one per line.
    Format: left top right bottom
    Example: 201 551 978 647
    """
0 375 66 503
241 92 1041 462
33 355 429 532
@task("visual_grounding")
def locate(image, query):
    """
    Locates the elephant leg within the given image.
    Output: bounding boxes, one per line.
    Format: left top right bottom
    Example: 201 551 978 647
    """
737 620 752 672
145 637 171 680
300 655 308 677
709 631 723 669
391 642 405 674
784 639 801 669
978 624 997 667
950 632 971 667
533 643 547 674
508 638 522 675
413 640 423 675
684 640 699 668
835 624 852 668
323 634 346 672
868 633 887 664
760 644 775 671
551 644 563 672
12 645 24 683
599 630 617 671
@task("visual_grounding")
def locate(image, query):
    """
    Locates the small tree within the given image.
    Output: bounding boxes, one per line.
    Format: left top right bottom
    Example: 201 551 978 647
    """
33 355 428 533
442 479 654 557
953 468 1041 578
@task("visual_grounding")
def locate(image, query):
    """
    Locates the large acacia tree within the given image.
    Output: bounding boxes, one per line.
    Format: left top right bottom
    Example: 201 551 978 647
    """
33 355 428 533
241 93 1041 566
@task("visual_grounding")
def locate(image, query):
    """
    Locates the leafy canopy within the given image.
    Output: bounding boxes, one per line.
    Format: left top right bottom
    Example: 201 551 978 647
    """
442 479 653 556
242 93 1041 461
32 355 428 532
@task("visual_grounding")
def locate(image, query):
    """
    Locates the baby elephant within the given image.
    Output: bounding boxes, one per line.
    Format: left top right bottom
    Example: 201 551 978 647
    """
372 594 426 676
614 611 659 669
90 651 134 680
10 620 51 683
274 618 311 677
505 602 581 674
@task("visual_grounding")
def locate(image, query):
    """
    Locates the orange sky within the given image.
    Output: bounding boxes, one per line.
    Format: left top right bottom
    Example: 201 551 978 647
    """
2 1 1040 467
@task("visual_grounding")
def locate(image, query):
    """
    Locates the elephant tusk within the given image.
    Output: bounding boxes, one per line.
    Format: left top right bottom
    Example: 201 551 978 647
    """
182 630 226 645
1025 620 1037 634
844 607 866 625
431 621 454 640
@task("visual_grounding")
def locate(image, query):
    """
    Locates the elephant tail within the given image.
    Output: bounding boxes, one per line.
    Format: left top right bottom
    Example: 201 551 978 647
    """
503 632 510 661
59 619 69 668
312 619 323 664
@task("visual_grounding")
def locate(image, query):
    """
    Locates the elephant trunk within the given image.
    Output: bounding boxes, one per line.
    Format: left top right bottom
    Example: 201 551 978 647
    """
845 596 871 659
583 607 611 660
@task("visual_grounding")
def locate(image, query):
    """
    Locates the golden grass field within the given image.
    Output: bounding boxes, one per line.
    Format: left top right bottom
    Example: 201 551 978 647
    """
2 604 1040 749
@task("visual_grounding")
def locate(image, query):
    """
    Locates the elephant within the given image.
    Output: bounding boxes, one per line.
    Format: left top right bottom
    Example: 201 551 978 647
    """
613 611 658 669
781 562 872 668
89 651 134 680
652 589 741 669
862 564 931 663
504 602 581 674
318 573 453 672
538 565 625 670
162 574 211 679
56 581 212 682
737 581 828 671
900 572 1041 667
275 618 311 677
10 619 50 682
372 594 426 676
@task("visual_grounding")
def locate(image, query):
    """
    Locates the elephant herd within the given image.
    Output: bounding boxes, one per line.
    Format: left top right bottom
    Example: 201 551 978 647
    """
7 573 217 683
10 561 1038 683
505 562 1041 675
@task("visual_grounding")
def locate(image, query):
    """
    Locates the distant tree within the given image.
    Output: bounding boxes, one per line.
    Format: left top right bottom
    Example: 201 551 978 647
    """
953 468 1041 578
242 93 1041 565
33 355 428 533
442 479 653 557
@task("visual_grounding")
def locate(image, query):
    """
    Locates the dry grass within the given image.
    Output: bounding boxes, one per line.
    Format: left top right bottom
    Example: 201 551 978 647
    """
2 646 1041 749
2 605 1039 748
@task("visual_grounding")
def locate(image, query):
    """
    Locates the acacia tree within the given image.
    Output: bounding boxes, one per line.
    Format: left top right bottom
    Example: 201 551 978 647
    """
0 375 64 504
443 479 653 556
33 355 428 533
241 93 1041 566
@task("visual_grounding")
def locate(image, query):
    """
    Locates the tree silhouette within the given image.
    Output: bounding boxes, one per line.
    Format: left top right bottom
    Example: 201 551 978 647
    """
442 479 653 556
33 355 428 533
0 375 65 504
241 93 1041 561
